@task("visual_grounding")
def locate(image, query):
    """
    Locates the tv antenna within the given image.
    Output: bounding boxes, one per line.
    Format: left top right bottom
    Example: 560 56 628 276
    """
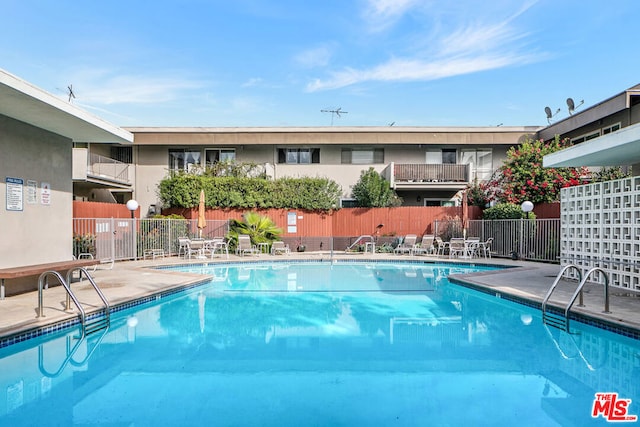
566 98 584 115
320 107 348 125
67 84 76 103
544 106 560 124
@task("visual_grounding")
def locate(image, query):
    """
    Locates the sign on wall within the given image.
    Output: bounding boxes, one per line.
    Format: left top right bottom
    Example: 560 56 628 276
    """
287 211 297 233
41 182 51 205
26 180 37 204
5 177 23 211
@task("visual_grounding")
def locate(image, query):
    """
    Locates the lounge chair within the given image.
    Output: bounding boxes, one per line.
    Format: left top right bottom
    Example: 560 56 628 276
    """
236 234 259 256
394 234 418 255
413 235 435 256
271 241 290 255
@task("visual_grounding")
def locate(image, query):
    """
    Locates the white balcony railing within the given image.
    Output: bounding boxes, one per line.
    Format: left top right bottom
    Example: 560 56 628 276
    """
87 153 130 184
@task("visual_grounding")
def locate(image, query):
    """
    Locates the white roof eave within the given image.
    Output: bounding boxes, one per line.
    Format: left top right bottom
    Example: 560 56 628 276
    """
0 69 132 144
543 122 640 167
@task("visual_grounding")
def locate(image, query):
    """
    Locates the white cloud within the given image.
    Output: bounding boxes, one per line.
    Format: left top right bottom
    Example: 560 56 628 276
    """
362 0 422 31
307 1 544 92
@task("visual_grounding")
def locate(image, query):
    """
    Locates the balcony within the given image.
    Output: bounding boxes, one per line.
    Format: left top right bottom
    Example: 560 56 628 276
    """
73 148 131 188
388 163 470 190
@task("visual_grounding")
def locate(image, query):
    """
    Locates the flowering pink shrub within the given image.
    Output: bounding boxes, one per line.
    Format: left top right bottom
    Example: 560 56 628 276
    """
468 136 589 205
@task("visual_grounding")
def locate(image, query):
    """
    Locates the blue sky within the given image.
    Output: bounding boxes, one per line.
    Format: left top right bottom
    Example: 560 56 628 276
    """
1 0 638 128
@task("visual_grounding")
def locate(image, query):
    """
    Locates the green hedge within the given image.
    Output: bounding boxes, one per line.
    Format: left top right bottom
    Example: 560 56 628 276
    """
482 203 537 220
158 175 342 210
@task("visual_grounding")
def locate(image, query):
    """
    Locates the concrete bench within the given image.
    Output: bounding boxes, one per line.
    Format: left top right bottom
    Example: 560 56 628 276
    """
0 259 97 299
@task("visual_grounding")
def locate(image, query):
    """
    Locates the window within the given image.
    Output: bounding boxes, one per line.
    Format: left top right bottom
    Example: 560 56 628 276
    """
340 199 359 208
205 148 236 166
602 122 621 135
169 149 201 172
277 148 320 164
111 146 133 164
571 130 600 144
441 149 457 164
341 148 384 164
461 149 493 181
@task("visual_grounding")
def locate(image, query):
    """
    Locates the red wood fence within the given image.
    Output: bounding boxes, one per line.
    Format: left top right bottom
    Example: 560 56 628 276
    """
72 201 556 238
73 201 139 218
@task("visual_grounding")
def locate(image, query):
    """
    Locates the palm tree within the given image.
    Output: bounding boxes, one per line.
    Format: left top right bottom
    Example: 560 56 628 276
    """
226 212 283 250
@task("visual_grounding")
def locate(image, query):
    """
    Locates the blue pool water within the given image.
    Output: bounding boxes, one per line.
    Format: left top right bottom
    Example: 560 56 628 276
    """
0 261 638 426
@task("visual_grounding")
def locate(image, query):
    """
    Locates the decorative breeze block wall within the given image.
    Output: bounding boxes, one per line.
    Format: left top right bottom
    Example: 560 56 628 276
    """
561 176 640 290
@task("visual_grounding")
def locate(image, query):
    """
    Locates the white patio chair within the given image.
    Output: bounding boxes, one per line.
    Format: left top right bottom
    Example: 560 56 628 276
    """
394 234 418 255
236 234 259 256
271 241 290 255
413 235 435 256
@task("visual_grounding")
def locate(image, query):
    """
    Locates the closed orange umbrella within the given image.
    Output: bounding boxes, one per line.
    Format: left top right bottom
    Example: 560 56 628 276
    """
197 189 206 237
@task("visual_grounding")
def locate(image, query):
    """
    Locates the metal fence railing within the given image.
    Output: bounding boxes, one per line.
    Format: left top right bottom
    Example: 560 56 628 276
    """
72 217 559 263
73 218 229 261
434 219 561 263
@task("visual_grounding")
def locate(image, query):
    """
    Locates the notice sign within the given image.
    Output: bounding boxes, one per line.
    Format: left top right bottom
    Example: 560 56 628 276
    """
27 180 37 204
6 177 23 211
287 211 297 233
41 182 51 206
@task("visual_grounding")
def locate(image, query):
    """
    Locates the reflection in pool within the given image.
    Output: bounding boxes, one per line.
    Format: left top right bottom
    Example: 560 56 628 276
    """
0 262 638 426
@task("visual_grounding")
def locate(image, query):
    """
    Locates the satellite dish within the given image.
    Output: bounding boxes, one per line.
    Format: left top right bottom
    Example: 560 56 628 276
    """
566 98 584 115
544 106 560 124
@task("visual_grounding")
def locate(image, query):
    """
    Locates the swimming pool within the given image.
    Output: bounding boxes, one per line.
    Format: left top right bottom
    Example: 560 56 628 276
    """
0 261 638 426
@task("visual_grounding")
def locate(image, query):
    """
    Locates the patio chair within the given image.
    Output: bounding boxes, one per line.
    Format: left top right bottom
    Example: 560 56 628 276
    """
413 235 435 256
448 238 466 258
465 237 481 258
393 234 418 255
434 236 449 256
236 234 259 256
206 238 230 259
178 237 191 258
476 237 494 258
186 238 205 259
271 241 290 255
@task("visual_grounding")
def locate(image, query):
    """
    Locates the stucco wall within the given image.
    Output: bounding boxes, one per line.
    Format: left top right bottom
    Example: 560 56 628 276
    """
132 140 517 215
0 115 73 268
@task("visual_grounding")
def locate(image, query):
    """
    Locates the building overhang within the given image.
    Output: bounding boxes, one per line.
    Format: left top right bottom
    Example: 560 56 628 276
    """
543 122 640 167
126 126 541 146
0 69 133 144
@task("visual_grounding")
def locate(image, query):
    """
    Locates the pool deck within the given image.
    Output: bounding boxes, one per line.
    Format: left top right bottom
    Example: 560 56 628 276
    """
1 253 639 342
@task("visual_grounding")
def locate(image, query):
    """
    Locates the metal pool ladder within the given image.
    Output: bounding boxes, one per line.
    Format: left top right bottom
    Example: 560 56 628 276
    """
37 266 111 337
542 265 610 333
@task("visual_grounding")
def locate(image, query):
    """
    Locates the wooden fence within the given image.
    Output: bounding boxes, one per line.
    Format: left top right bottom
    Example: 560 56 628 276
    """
162 206 480 238
73 201 139 218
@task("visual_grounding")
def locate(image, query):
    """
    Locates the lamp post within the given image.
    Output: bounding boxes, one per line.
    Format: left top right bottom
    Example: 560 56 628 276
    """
126 199 139 260
521 200 534 219
520 201 534 261
126 199 139 219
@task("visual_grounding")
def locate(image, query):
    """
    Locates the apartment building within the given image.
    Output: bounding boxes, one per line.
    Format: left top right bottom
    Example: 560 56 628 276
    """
68 83 640 219
74 126 539 216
